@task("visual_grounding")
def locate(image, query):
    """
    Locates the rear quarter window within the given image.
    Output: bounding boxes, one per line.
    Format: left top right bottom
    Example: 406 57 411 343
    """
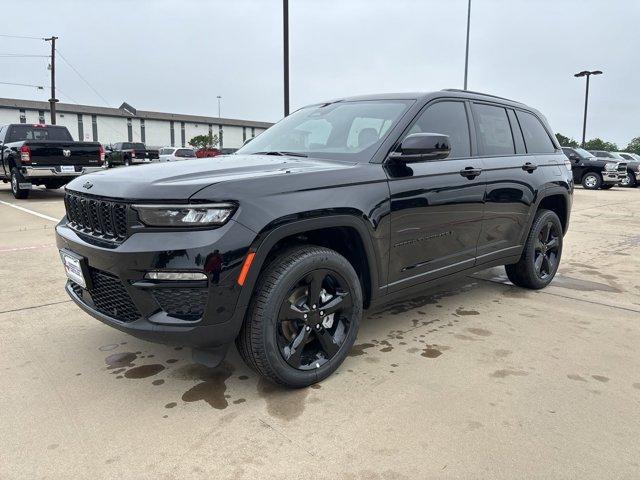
474 104 515 156
515 111 555 154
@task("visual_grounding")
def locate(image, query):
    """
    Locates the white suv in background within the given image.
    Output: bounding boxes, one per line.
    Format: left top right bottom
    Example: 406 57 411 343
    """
157 147 197 162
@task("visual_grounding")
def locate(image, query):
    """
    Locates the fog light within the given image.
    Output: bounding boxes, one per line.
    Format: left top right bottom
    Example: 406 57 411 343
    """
145 271 207 281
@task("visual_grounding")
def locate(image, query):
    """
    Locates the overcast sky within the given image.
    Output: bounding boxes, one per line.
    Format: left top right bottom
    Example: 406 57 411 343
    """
1 0 638 146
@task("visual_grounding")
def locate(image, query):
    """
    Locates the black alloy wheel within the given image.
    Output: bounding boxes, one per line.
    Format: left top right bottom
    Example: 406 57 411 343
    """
236 245 362 387
532 220 560 281
505 209 563 290
276 269 353 370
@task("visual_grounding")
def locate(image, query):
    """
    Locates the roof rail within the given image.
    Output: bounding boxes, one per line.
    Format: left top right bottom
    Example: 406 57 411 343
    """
442 88 524 104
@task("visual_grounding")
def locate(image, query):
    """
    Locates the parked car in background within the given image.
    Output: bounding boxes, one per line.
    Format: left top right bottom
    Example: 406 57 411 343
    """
615 152 640 187
195 147 220 158
158 147 197 162
589 150 639 187
56 89 572 387
562 146 626 190
0 124 104 199
105 142 159 167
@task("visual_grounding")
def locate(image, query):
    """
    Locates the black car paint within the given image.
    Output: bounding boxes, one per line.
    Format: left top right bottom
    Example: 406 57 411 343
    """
55 90 573 363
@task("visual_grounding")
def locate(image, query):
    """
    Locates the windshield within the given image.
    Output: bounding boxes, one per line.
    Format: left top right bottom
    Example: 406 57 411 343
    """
237 100 413 161
609 152 625 160
573 147 595 159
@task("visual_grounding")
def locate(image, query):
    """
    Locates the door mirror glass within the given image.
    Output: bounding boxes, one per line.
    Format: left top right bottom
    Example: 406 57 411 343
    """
390 133 450 162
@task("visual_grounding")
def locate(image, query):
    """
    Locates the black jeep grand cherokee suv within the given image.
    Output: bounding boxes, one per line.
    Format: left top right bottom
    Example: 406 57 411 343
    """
56 90 572 387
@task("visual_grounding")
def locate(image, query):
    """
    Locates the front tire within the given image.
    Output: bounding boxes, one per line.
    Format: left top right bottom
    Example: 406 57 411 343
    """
10 168 29 199
505 209 563 290
236 245 362 388
624 171 638 188
581 172 602 190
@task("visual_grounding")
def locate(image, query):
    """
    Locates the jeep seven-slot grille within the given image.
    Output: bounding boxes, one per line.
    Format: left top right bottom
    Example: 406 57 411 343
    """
64 192 128 241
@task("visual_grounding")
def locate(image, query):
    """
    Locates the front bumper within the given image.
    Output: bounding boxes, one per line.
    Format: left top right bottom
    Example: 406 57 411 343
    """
22 165 105 178
602 171 626 184
55 218 256 349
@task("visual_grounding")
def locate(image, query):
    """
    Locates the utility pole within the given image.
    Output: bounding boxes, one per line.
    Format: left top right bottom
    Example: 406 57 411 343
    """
463 0 471 90
44 36 58 124
217 95 222 118
574 70 603 147
283 0 290 116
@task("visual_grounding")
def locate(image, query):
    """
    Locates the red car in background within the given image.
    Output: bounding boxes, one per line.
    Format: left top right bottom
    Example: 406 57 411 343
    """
195 147 220 158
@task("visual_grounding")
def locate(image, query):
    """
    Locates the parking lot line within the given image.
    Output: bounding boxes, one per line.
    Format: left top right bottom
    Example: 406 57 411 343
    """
0 200 60 223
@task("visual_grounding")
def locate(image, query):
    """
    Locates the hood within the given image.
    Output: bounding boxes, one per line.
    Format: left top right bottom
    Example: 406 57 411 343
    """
65 154 352 201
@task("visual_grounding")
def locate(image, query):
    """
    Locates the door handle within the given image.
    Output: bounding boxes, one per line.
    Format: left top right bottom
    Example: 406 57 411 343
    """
522 162 538 172
459 166 482 179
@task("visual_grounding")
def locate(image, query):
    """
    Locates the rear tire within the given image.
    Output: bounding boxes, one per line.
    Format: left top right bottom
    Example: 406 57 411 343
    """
10 168 29 199
581 172 602 190
505 209 563 290
124 157 131 167
236 245 362 388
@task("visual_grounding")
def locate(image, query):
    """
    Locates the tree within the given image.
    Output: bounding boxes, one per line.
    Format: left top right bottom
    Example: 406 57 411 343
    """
555 133 578 147
582 138 618 152
624 137 640 155
188 133 219 150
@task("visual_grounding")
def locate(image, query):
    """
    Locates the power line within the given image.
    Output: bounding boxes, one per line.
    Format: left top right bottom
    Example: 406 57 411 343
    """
0 54 49 58
54 48 111 107
0 81 44 89
0 33 44 40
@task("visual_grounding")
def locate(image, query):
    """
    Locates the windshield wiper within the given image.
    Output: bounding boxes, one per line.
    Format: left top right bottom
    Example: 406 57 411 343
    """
252 151 308 158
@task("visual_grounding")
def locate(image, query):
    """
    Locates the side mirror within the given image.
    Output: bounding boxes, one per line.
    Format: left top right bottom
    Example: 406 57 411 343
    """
389 133 450 163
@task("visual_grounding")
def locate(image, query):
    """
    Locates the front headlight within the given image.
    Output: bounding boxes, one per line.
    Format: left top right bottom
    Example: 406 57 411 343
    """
133 203 235 227
604 162 616 171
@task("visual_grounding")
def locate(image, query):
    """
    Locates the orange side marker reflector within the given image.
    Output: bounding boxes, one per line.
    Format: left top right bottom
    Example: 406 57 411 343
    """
237 252 255 286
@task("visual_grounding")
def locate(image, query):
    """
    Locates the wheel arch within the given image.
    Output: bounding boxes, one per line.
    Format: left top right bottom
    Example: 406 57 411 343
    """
238 215 380 313
532 189 571 236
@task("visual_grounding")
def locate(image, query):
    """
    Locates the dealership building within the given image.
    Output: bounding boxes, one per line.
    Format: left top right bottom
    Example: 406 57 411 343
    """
0 97 272 149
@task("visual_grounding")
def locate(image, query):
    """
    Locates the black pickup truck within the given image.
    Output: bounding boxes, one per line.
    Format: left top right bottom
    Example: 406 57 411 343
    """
0 124 104 199
57 89 572 387
105 142 159 167
562 146 627 190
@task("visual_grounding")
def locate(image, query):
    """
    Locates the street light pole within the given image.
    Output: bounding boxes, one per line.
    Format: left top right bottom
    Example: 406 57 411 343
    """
574 70 603 147
463 0 471 90
216 95 223 150
283 0 290 117
44 36 58 124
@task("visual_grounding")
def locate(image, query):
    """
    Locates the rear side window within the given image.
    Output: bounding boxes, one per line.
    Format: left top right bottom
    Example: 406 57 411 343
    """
473 104 515 156
516 111 555 154
7 125 73 142
406 101 471 158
